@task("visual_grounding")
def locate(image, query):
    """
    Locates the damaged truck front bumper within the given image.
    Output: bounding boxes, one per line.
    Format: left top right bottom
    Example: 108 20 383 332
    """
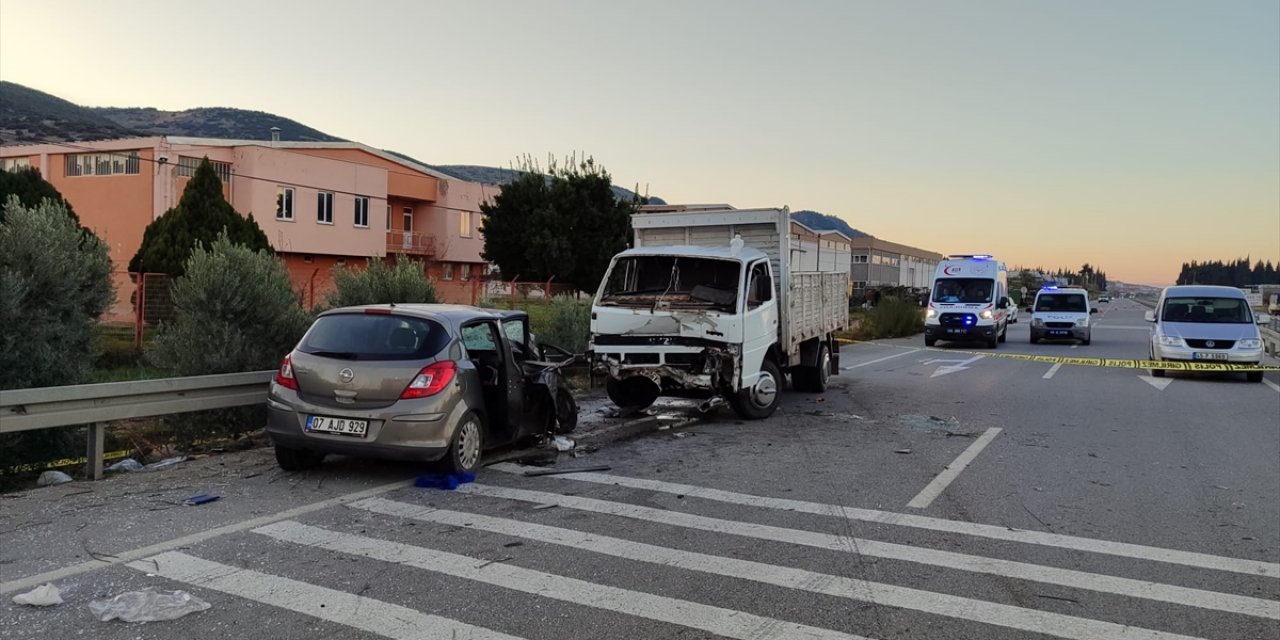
590 337 740 392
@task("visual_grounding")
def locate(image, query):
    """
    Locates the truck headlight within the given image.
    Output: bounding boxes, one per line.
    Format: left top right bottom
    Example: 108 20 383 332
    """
1237 338 1261 349
979 309 993 320
1158 335 1183 347
926 308 937 319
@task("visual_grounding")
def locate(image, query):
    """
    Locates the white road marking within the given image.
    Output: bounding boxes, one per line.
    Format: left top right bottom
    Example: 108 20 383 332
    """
1139 375 1174 391
1043 363 1063 379
842 349 917 370
351 499 1210 640
488 464 1279 578
255 521 872 640
128 552 524 640
0 478 415 596
1263 378 1280 394
906 427 1003 509
461 484 1279 619
1071 344 1079 349
931 355 984 378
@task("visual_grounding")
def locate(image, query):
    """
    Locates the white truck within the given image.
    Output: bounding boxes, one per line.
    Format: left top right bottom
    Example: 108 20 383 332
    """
589 205 851 419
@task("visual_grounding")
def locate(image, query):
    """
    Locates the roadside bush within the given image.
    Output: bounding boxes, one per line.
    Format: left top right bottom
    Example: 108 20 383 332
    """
857 296 924 339
324 254 437 309
144 234 311 444
539 295 591 354
0 196 114 485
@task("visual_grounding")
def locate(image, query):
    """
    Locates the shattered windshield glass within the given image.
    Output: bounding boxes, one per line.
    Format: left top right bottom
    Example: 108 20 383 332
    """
601 256 741 309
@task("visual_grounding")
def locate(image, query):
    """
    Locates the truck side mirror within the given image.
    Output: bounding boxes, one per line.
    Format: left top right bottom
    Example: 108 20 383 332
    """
997 297 1009 309
1144 310 1156 322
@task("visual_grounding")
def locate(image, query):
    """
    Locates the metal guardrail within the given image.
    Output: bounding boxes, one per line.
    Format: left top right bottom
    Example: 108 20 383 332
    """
0 371 273 480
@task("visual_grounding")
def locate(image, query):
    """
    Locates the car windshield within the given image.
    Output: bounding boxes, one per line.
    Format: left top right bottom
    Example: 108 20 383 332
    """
1160 297 1253 323
932 278 994 303
600 255 741 309
299 313 450 360
1035 293 1088 312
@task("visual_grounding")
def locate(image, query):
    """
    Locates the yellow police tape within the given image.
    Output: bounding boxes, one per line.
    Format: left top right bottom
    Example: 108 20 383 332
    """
837 339 1280 372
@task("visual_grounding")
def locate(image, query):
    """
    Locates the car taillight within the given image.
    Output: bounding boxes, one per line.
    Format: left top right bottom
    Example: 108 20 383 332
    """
275 354 298 390
401 361 456 399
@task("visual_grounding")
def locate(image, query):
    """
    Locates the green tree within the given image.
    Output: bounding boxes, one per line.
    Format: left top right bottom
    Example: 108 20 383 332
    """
129 157 270 276
0 167 80 225
481 154 637 293
147 233 311 376
0 196 114 480
324 254 438 308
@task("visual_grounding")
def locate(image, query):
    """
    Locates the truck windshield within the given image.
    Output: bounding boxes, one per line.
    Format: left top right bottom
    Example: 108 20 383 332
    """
932 278 994 304
601 256 741 309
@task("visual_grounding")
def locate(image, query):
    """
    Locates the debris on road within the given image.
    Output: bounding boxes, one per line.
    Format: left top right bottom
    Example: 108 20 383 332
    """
548 435 576 452
894 449 912 455
531 503 558 510
37 471 73 486
182 494 220 506
143 456 187 472
12 583 62 607
88 588 211 623
672 432 694 439
106 458 144 472
522 465 611 477
414 472 476 491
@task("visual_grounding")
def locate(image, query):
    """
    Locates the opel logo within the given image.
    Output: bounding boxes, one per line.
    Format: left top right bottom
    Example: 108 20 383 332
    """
1205 340 1215 348
339 368 355 383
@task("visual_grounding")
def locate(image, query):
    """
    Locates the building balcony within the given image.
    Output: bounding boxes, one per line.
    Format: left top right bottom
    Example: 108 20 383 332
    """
387 230 437 256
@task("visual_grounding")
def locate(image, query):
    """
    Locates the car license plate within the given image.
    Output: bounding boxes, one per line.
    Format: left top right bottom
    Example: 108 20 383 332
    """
946 328 966 335
306 415 368 436
1049 330 1070 336
1192 352 1228 361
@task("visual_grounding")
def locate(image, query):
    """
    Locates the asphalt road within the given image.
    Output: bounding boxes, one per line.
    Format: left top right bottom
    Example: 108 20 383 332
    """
2 297 1277 639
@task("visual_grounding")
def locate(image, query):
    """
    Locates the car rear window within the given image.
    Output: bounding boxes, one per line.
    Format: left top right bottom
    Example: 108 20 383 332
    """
298 313 450 360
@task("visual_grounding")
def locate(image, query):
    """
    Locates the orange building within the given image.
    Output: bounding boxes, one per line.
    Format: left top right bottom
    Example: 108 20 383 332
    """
0 136 493 317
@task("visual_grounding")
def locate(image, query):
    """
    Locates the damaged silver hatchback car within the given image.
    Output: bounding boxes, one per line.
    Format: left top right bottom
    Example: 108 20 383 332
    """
267 304 578 473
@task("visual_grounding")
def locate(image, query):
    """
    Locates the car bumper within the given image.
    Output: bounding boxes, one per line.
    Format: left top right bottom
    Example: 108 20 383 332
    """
925 324 1000 340
1152 344 1263 365
265 394 460 462
1031 326 1090 340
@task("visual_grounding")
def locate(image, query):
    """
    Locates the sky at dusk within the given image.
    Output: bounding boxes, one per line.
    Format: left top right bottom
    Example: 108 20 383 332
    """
2 0 1277 285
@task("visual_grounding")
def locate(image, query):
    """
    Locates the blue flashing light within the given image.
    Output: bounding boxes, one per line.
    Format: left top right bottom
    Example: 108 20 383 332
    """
970 254 992 260
1042 285 1059 290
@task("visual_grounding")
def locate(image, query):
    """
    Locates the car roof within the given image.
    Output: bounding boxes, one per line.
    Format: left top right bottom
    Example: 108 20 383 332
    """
1037 288 1088 295
1160 285 1248 298
320 303 528 323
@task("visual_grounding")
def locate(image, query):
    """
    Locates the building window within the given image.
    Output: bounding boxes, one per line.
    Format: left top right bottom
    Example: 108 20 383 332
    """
386 205 392 231
460 211 473 238
177 156 232 183
853 255 869 264
443 263 454 281
403 207 413 232
276 187 294 220
65 151 141 177
303 255 314 264
316 192 334 224
354 197 369 228
2 157 31 172
460 264 471 281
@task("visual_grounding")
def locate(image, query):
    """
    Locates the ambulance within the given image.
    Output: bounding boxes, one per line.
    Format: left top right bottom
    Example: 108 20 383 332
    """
923 254 1011 348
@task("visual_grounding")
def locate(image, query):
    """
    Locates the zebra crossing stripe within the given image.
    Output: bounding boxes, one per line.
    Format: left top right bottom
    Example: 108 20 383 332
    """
456 483 1280 620
488 463 1278 578
350 498 1211 640
127 551 526 640
252 520 874 640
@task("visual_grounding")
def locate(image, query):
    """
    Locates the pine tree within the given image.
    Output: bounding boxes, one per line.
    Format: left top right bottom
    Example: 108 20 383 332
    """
129 158 271 276
0 167 80 225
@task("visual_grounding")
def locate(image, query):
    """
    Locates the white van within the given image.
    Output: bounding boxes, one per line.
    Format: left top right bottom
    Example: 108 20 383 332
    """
1029 286 1096 345
1146 285 1270 382
923 255 1011 348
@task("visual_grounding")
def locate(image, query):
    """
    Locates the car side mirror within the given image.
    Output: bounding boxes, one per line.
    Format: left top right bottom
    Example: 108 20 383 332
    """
1257 313 1272 325
1144 310 1156 322
1090 308 1098 314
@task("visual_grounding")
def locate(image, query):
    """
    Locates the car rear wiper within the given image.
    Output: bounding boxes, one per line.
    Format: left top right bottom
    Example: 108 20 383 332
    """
307 350 359 360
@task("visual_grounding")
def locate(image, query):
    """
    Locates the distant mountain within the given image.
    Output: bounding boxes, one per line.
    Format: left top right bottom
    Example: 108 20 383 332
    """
1 82 662 201
92 106 345 142
0 81 138 144
790 210 867 238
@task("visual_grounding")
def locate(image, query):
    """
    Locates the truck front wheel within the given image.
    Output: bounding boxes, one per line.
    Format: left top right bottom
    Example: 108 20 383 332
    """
730 359 782 420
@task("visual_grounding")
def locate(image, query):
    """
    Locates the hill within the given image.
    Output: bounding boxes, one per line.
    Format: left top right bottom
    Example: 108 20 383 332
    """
790 210 867 238
0 81 138 144
91 106 345 142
